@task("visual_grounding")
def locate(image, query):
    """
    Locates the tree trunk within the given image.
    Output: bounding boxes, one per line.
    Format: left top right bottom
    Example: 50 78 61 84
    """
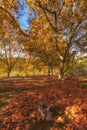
33 67 35 76
58 62 64 80
7 70 11 78
44 67 46 75
51 65 53 75
48 66 51 76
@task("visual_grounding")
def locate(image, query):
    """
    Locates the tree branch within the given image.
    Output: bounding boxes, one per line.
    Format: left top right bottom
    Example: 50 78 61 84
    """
0 6 29 37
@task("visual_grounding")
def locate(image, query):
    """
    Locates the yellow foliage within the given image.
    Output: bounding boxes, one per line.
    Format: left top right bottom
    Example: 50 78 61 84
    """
56 116 65 123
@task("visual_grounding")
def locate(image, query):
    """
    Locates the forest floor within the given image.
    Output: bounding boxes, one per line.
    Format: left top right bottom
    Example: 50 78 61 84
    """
0 76 87 130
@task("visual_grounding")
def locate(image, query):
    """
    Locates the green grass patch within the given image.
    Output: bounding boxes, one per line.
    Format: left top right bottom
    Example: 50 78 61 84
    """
83 83 87 89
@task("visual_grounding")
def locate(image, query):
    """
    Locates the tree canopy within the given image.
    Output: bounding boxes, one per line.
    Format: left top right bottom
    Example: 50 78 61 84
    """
0 0 87 78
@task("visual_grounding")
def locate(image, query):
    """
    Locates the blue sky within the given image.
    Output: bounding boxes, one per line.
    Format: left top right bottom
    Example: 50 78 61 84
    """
14 0 34 30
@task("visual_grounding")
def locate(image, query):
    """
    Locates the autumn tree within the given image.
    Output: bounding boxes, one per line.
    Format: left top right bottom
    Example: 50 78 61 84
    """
26 15 62 75
26 0 87 79
0 34 22 77
0 0 29 36
0 0 35 77
0 0 87 78
0 1 23 77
